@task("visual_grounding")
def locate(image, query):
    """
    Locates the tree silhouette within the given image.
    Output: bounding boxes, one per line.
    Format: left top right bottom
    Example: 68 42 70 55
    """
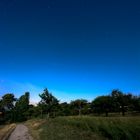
2 93 16 110
111 90 133 116
15 92 30 121
91 96 112 116
39 88 59 118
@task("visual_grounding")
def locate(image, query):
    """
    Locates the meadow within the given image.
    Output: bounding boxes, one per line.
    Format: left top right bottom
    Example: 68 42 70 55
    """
25 116 140 140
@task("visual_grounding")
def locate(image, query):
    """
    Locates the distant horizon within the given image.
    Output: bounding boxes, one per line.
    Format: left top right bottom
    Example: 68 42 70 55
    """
0 79 139 104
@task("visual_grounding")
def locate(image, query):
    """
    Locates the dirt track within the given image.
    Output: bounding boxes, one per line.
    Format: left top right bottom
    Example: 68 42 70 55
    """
8 124 33 140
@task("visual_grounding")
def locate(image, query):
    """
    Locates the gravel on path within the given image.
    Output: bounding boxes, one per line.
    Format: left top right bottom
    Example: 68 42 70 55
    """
8 124 33 140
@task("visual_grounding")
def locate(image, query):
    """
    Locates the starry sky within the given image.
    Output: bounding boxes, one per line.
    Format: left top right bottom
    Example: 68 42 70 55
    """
0 0 140 103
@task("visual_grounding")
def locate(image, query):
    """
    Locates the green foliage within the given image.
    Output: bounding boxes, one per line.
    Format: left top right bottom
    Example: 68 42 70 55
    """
131 96 140 112
70 99 88 116
1 93 16 110
92 96 112 116
0 93 16 123
111 90 133 116
58 102 72 116
0 88 140 124
39 88 59 118
15 92 30 122
16 92 29 112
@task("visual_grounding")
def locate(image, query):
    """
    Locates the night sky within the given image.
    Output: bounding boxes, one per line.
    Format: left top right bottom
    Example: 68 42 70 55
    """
0 0 140 103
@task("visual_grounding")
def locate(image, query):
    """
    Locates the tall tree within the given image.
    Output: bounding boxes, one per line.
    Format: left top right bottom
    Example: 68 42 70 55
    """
15 92 30 121
129 95 140 112
0 99 5 122
0 93 16 122
39 88 59 118
111 90 132 116
2 93 16 110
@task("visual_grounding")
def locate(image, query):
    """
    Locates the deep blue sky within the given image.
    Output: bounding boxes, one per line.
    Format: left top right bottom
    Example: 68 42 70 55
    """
0 0 140 102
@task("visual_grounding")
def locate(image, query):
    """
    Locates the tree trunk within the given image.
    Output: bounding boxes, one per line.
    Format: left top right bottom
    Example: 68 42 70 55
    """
122 106 125 116
53 111 56 118
47 112 50 118
78 109 81 116
41 109 43 118
105 111 108 117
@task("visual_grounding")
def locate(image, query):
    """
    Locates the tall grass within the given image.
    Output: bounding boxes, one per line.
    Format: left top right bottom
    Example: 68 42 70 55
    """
26 116 140 140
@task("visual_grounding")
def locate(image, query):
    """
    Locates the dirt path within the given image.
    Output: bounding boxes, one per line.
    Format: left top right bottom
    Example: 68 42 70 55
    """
8 124 33 140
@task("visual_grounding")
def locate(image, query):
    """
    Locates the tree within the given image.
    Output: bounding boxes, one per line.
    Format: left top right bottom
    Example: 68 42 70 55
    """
131 96 140 112
0 99 5 124
2 93 16 110
15 92 30 121
111 90 132 116
59 102 71 116
1 93 16 122
70 99 88 116
37 101 47 118
91 96 112 117
39 88 59 118
0 99 3 112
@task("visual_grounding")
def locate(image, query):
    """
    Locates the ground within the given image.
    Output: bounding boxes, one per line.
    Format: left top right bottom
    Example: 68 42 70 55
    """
8 124 33 140
1 116 140 140
0 123 16 140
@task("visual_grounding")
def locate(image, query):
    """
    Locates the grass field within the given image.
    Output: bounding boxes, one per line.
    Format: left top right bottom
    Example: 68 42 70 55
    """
25 116 140 140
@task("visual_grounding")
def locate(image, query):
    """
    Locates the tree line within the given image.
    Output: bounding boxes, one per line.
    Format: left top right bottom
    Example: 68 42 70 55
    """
0 88 140 123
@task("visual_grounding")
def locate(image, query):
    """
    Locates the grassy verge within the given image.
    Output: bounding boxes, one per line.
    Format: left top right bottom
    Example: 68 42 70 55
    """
0 123 16 140
25 119 46 140
25 116 140 140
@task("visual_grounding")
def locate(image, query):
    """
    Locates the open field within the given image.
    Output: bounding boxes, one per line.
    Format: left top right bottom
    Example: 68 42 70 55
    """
25 116 140 140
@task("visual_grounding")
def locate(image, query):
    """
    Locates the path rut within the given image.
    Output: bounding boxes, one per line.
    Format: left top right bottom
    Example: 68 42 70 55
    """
8 124 33 140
